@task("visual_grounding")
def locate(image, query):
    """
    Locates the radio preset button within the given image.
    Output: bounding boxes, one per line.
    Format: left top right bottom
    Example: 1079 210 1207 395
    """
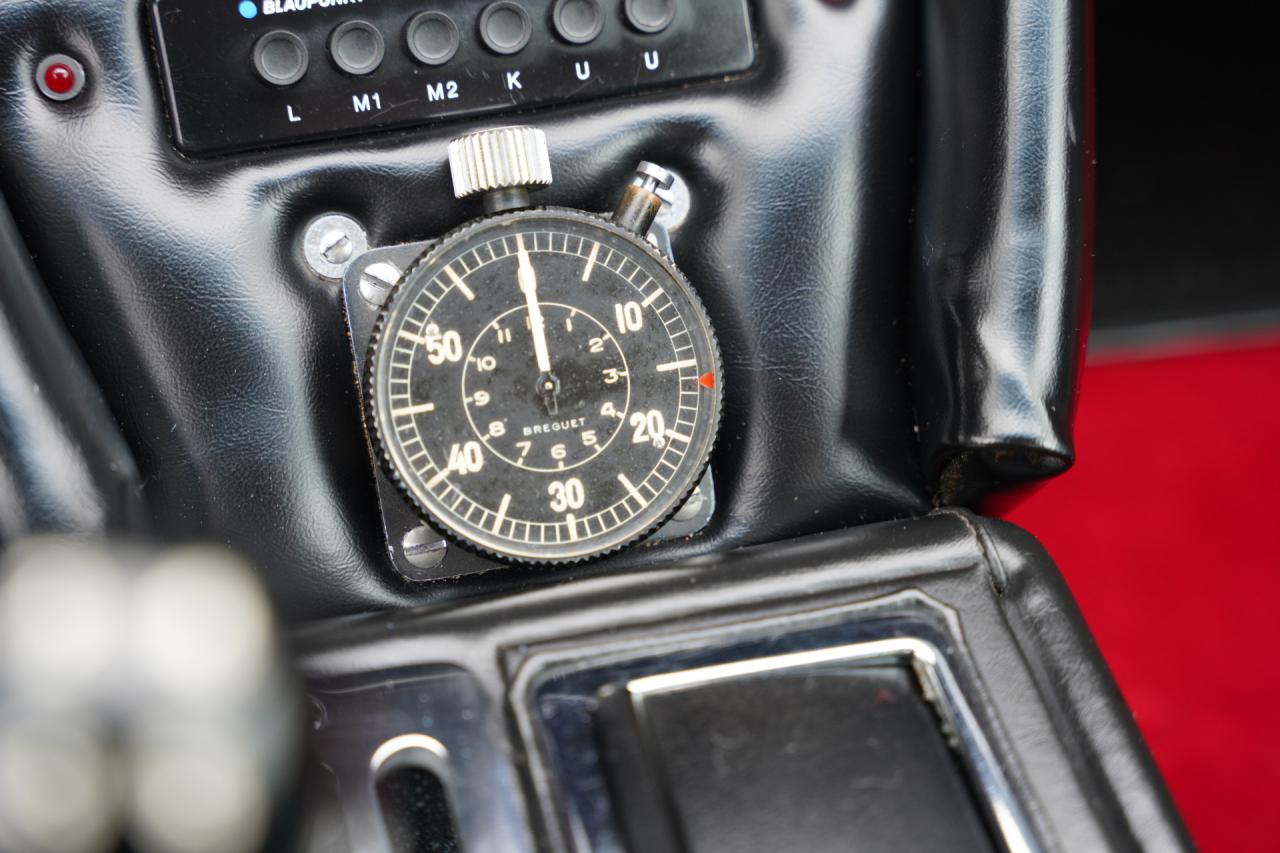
624 0 676 34
252 30 308 87
479 2 533 56
405 11 460 66
329 20 385 75
152 0 754 155
552 0 604 45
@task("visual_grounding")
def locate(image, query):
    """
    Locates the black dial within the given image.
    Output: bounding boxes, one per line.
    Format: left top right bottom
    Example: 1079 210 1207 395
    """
369 209 721 563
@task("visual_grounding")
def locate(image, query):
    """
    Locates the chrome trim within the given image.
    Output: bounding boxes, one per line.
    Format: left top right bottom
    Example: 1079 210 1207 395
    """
517 591 1048 853
370 733 450 774
305 666 533 853
625 637 1037 853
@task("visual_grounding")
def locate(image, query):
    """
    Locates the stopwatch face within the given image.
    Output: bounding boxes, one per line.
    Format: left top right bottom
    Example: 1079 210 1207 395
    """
368 209 722 563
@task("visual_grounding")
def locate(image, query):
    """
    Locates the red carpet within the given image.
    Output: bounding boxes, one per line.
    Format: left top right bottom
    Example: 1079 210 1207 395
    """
992 336 1280 852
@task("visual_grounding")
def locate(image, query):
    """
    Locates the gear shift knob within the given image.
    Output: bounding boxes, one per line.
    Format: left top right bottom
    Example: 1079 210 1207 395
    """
0 540 300 853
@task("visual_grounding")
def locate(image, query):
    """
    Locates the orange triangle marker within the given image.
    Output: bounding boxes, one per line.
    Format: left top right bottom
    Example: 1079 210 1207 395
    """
698 372 716 389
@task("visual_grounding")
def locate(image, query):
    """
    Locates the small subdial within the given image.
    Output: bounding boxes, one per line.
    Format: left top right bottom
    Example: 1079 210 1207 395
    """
462 303 630 472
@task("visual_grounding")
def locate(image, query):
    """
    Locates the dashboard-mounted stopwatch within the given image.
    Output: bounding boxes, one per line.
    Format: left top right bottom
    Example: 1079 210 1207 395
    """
341 127 722 578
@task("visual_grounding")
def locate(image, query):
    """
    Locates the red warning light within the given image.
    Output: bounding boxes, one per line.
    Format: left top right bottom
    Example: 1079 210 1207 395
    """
36 54 85 102
43 63 76 95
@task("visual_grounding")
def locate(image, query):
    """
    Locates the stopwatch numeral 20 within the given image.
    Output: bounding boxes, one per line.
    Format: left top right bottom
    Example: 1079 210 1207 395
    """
630 410 667 447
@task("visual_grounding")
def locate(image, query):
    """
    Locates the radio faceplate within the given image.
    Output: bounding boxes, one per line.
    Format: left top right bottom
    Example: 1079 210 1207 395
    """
148 0 755 156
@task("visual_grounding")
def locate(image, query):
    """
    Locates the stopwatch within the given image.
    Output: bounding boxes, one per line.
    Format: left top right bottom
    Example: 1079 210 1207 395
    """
364 126 721 564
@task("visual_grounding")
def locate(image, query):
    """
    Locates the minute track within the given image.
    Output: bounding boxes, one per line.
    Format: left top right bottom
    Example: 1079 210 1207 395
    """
368 207 722 564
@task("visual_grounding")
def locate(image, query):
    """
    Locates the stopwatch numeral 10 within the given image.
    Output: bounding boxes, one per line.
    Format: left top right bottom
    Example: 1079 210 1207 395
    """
614 301 644 333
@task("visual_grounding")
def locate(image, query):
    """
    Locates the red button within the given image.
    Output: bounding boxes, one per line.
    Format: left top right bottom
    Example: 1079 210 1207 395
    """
42 63 76 95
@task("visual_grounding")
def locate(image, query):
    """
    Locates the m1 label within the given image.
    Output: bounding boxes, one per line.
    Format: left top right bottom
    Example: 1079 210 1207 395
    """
352 92 382 113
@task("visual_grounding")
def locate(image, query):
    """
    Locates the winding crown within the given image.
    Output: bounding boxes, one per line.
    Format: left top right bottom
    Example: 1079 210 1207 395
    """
447 126 553 199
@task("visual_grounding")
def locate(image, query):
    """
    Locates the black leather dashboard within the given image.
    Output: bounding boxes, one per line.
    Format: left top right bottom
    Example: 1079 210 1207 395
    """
0 0 1087 621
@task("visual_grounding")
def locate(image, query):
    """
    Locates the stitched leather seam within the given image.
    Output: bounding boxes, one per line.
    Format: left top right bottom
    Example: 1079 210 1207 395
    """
933 507 1008 595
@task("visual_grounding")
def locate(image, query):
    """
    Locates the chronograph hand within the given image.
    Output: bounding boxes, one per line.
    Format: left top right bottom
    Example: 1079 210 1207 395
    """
516 237 560 414
372 129 723 563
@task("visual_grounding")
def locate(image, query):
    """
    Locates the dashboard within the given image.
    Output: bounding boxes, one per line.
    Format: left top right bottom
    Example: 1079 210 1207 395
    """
0 2 1194 853
1 0 967 619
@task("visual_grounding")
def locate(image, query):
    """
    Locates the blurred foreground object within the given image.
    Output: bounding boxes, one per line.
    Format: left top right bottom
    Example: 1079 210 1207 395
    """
0 540 300 853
